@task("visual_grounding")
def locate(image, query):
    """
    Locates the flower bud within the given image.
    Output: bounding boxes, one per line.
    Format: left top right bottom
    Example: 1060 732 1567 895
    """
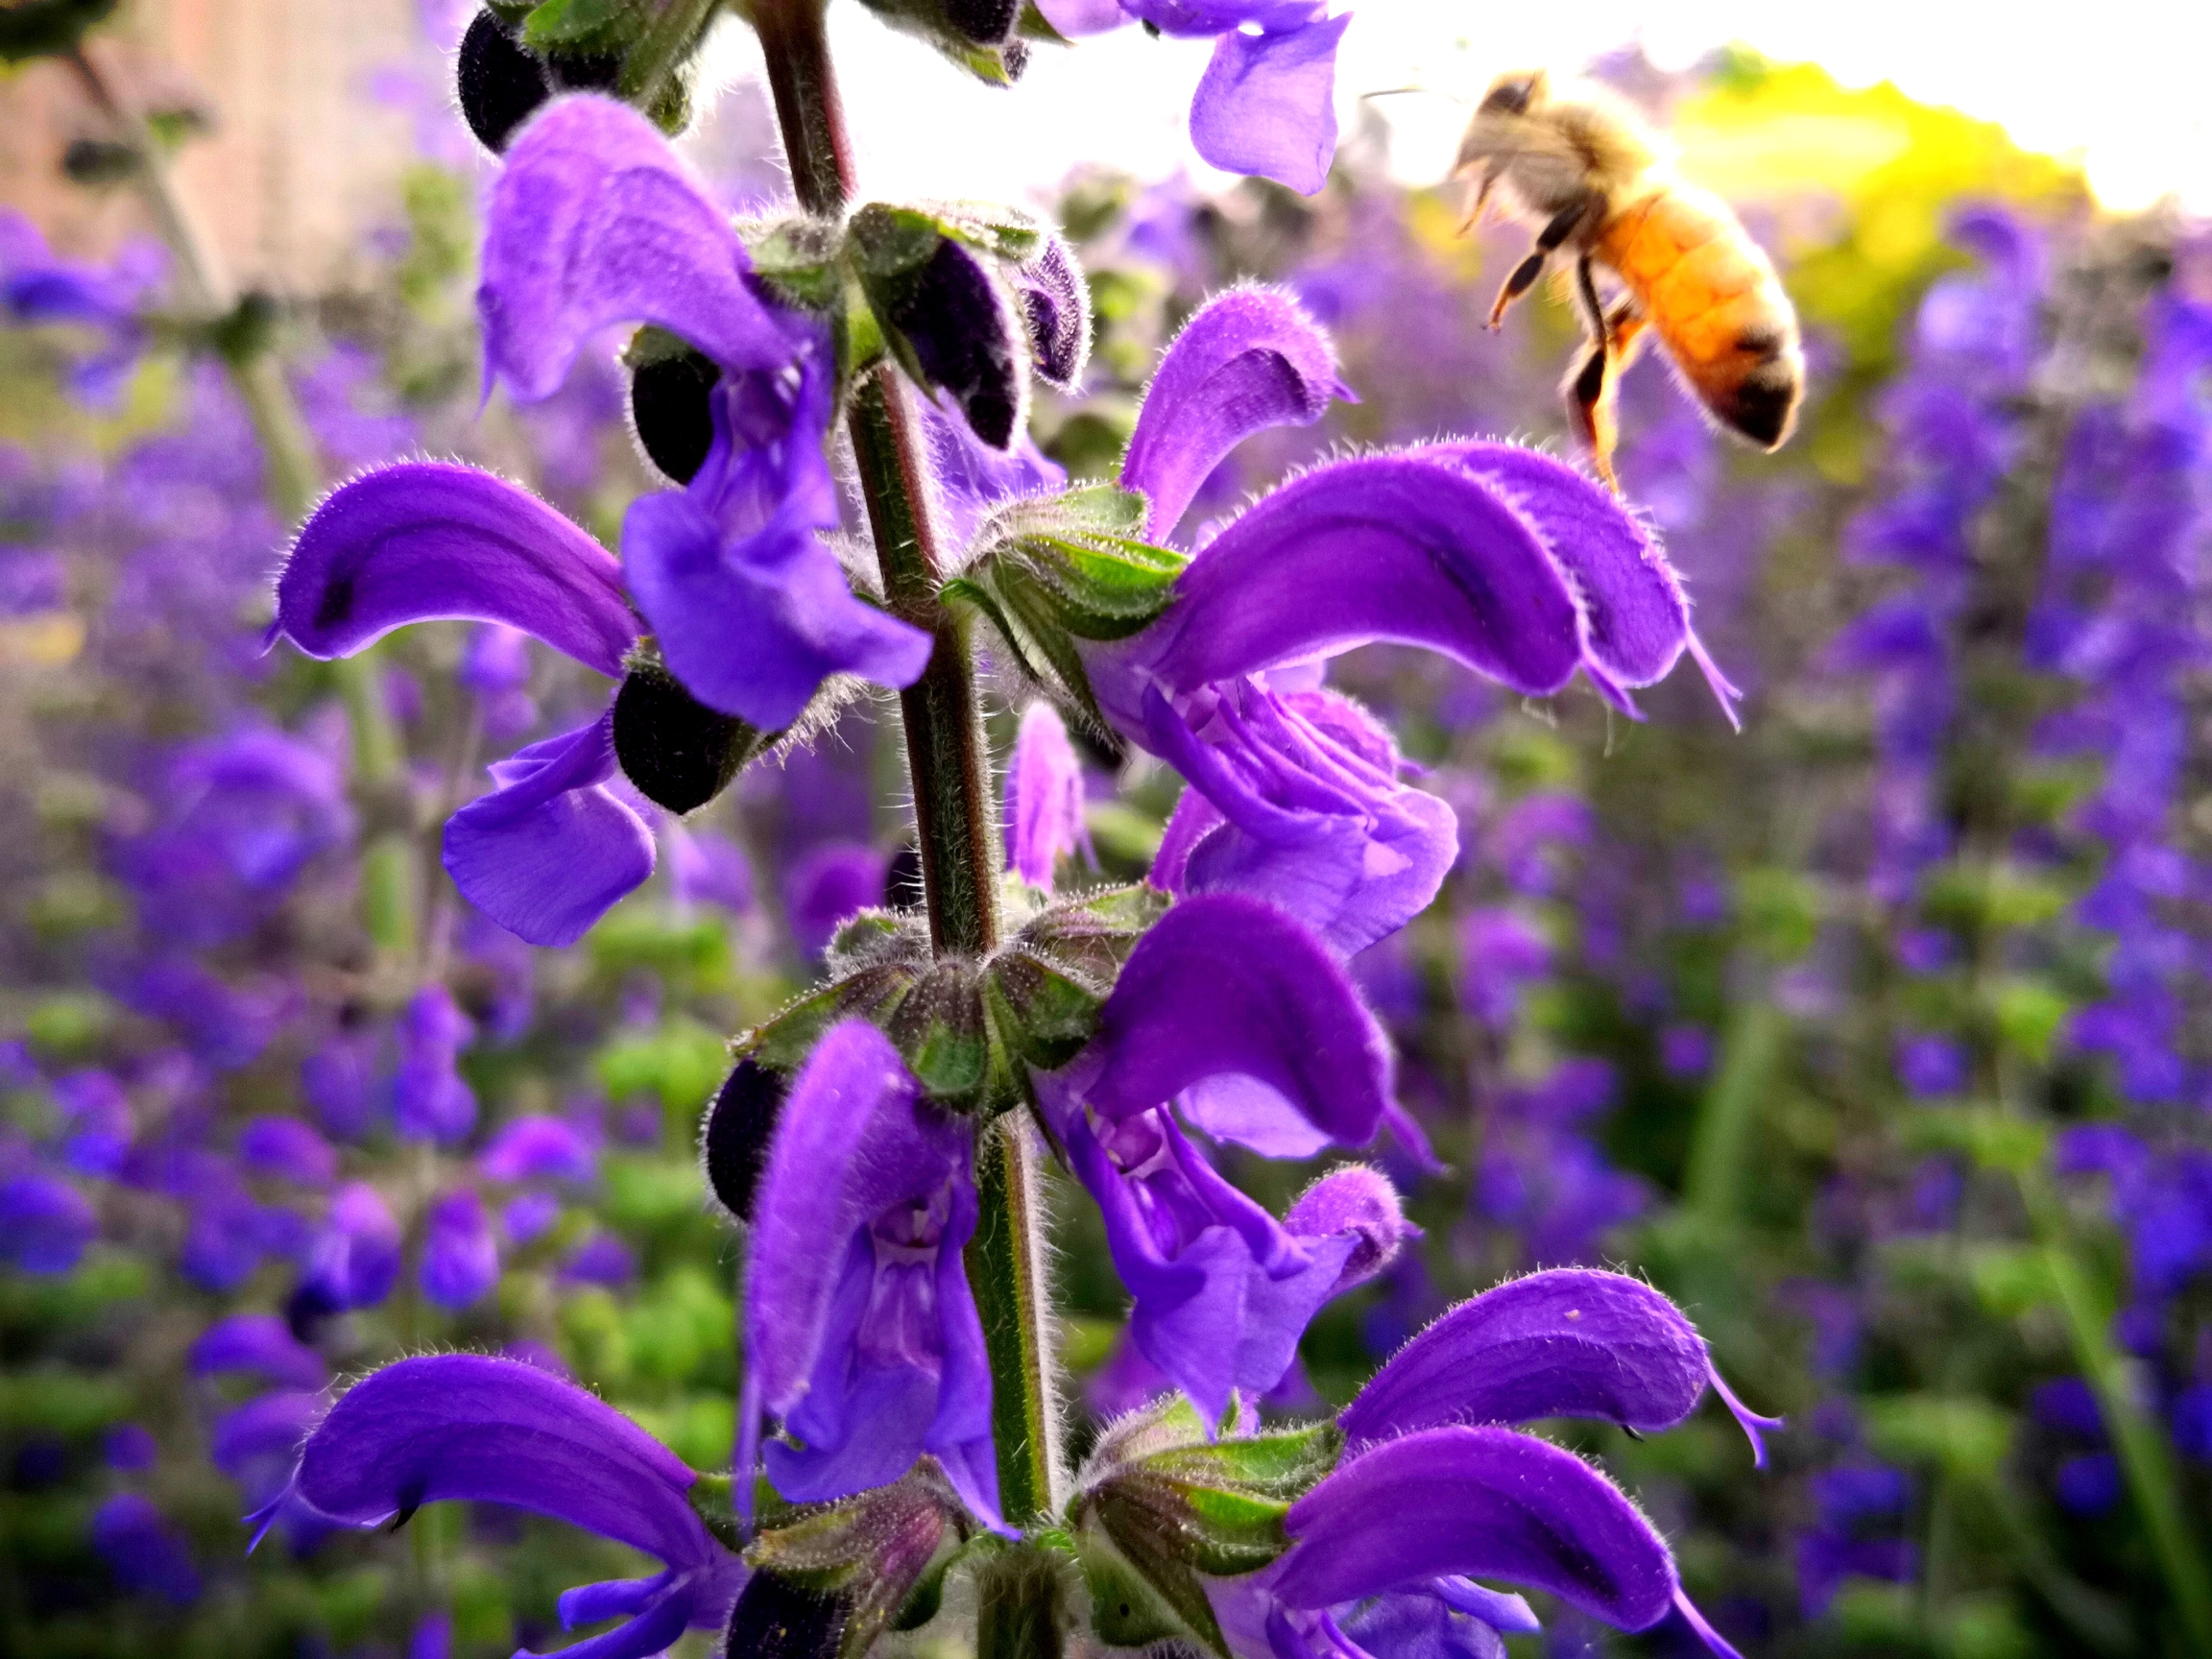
701 1057 784 1224
853 0 1028 84
1013 233 1091 390
626 334 721 484
852 205 1027 450
456 7 622 155
612 656 771 815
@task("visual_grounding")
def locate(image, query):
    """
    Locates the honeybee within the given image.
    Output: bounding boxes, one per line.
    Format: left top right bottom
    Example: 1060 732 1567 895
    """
1455 70 1803 491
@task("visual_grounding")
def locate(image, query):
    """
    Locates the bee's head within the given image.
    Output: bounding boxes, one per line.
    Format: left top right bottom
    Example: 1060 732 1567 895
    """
1478 71 1547 118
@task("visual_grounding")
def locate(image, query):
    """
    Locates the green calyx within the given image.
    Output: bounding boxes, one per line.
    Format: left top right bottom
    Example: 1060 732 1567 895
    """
741 1460 977 1659
1065 1397 1345 1656
730 881 1167 1117
942 484 1188 729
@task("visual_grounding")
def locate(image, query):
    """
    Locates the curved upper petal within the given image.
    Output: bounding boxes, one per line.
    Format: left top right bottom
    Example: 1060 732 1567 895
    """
1125 453 1584 709
480 94 797 402
623 366 932 727
745 1020 973 1414
1121 287 1344 541
1189 13 1351 196
286 1353 709 1568
1073 892 1391 1148
1274 1425 1677 1631
1337 1269 1710 1451
442 712 656 947
276 464 636 678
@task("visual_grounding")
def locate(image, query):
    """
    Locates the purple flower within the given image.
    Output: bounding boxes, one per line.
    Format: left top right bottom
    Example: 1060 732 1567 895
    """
296 1180 403 1317
1040 895 1402 1415
1662 1022 1715 1080
395 985 477 1146
274 101 929 946
238 1116 339 1187
104 1424 158 1472
0 1172 96 1273
1004 701 1092 888
505 1190 563 1245
258 1354 746 1658
786 841 890 957
1035 4 1350 195
480 1115 600 1184
1149 682 1455 957
664 824 756 915
741 1021 997 1523
302 1031 379 1141
421 1189 500 1310
92 1494 202 1606
1894 1032 1969 1097
0 211 165 406
189 1313 329 1392
1213 1270 1773 1658
560 1231 639 1288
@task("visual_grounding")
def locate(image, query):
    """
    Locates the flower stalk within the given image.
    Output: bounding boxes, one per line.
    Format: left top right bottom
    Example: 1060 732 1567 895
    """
752 0 1057 1524
63 41 417 966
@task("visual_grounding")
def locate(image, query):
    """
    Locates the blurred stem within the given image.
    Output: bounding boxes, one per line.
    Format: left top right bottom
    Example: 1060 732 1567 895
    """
754 0 1055 1523
64 41 417 966
2025 1171 2212 1657
1681 998 1785 1227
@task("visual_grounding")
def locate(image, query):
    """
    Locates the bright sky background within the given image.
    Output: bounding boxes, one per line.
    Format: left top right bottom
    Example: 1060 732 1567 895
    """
694 1 2212 214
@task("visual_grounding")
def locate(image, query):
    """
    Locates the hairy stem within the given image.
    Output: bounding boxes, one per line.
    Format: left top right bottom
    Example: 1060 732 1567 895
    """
753 0 1058 1521
65 42 416 965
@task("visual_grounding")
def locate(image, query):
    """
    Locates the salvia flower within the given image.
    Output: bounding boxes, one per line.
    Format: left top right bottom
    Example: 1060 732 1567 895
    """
1036 2 1352 195
1210 1269 1777 1658
740 1020 998 1524
394 984 477 1146
273 96 930 945
1003 700 1092 888
91 1494 203 1606
1039 894 1402 1417
419 1188 500 1310
256 1354 746 1659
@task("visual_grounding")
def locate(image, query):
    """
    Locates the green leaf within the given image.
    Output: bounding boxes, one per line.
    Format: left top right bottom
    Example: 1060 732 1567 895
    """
1990 978 2069 1063
1863 1394 2013 1482
520 0 632 50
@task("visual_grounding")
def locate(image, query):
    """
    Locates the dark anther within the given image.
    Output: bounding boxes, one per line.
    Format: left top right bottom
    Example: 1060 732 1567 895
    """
702 1059 786 1224
882 843 925 909
628 349 722 485
722 1567 850 1659
612 660 765 816
456 10 551 155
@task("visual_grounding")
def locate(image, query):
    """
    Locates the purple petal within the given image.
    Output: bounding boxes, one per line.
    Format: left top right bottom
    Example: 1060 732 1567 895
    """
188 1313 328 1391
1072 892 1392 1150
276 465 637 679
479 1114 600 1183
1033 0 1129 32
1436 444 1737 721
1118 453 1583 713
420 1188 500 1310
622 367 932 728
1275 1425 1678 1630
480 95 797 401
394 984 477 1147
745 1021 996 1520
1060 1105 1352 1419
1121 287 1343 540
1004 701 1091 888
923 397 1068 547
92 1494 202 1606
443 712 657 947
1144 684 1456 957
1339 1268 1710 1451
1285 1164 1416 1297
287 1353 709 1566
238 1116 338 1187
1189 14 1351 195
0 1173 96 1273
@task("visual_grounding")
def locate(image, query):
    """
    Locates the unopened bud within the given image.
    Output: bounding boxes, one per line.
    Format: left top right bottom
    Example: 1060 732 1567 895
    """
701 1058 784 1224
1013 234 1091 390
612 656 770 814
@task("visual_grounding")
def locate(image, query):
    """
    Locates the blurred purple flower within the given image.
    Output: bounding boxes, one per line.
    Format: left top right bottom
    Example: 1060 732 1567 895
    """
421 1189 500 1310
1003 701 1091 889
395 985 477 1146
0 1172 96 1273
92 1494 202 1605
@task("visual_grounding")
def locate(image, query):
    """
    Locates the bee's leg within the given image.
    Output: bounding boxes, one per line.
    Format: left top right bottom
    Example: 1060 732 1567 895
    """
1486 199 1591 330
1605 298 1649 358
1566 253 1623 491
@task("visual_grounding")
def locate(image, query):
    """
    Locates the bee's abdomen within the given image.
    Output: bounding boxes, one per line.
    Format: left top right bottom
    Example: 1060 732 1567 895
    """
1600 186 1803 450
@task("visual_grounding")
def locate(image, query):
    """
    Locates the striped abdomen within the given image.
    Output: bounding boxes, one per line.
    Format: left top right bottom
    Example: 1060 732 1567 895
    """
1596 183 1803 448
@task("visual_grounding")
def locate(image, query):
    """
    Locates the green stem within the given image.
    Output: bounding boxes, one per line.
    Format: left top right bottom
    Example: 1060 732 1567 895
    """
65 43 417 966
1681 998 1785 1228
2027 1173 2212 1656
753 0 1057 1522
